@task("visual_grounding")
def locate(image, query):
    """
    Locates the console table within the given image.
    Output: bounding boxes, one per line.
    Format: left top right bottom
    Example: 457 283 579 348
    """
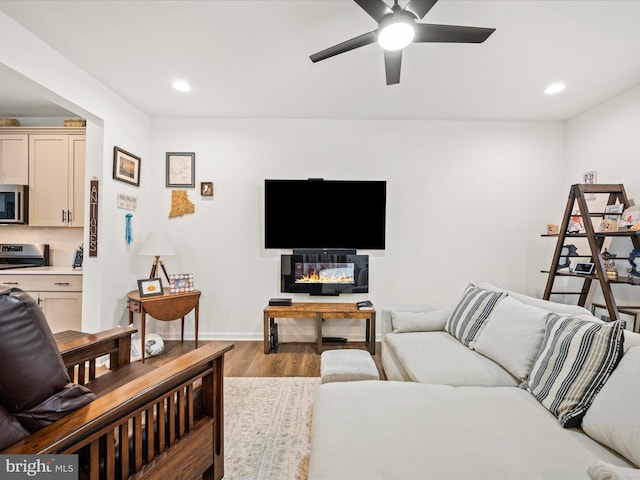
127 288 200 362
263 302 376 355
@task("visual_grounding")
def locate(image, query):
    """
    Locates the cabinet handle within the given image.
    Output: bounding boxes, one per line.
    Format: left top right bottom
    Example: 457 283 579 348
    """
54 282 71 286
68 210 72 223
2 281 19 285
62 210 66 222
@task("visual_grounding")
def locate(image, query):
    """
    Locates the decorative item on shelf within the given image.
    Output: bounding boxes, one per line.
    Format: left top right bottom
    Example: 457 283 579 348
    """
139 232 175 282
567 210 584 233
602 249 618 280
627 249 640 284
64 119 86 127
0 117 20 126
558 244 577 270
600 219 618 232
546 224 560 235
168 273 195 294
620 206 640 229
630 223 640 232
137 278 164 297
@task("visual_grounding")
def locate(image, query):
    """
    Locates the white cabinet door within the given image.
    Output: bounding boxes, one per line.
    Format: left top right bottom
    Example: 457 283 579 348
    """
68 135 85 227
38 291 82 333
0 134 28 184
29 135 70 226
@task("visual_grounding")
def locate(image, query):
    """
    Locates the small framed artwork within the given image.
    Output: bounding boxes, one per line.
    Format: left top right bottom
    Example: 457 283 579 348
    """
113 147 141 186
201 182 213 197
168 273 195 294
166 152 195 187
591 303 639 331
137 278 164 297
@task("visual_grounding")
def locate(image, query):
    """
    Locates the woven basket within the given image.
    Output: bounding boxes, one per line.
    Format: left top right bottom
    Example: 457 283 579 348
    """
64 119 86 127
0 118 20 127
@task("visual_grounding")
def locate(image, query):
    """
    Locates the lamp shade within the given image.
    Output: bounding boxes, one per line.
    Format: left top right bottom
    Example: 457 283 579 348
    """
139 232 175 256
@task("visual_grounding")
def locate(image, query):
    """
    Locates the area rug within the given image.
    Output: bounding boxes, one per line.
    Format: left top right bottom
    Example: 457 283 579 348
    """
224 377 321 480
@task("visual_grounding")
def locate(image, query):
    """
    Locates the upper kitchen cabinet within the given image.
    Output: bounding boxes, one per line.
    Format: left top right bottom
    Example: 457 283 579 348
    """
29 133 85 227
0 134 28 184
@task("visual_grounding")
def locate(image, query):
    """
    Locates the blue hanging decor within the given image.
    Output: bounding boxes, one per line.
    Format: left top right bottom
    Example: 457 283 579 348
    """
125 213 133 245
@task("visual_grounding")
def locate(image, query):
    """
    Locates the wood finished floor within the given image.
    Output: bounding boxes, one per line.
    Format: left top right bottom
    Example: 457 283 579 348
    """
148 340 386 379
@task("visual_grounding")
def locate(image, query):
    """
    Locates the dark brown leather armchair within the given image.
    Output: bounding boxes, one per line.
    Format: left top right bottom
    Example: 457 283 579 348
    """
0 287 233 480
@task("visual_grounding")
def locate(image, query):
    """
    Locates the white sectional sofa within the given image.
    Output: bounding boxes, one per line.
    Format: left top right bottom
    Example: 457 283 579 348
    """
308 283 640 479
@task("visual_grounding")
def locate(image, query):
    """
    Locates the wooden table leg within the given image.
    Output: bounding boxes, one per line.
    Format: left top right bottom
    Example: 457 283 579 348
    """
194 302 199 349
181 317 185 343
263 312 271 354
141 311 146 364
369 312 376 355
316 313 323 354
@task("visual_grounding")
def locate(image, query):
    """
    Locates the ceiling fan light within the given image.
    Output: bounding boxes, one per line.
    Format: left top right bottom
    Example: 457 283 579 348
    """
378 18 415 51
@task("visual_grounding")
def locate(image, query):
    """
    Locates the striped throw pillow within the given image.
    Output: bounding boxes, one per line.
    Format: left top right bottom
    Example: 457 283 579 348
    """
444 284 507 348
524 314 625 428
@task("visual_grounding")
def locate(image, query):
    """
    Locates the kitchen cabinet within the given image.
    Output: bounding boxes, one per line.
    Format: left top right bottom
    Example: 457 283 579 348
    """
0 134 28 184
0 272 82 333
29 133 85 227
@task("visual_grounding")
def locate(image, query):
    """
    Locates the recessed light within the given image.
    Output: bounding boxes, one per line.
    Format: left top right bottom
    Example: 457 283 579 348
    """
172 80 191 92
544 83 566 95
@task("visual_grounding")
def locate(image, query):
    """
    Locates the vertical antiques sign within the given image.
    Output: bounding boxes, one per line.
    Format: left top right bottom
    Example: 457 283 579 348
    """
89 179 99 257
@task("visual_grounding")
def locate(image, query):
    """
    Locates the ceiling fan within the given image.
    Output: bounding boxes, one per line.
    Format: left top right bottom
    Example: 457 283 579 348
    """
310 0 496 85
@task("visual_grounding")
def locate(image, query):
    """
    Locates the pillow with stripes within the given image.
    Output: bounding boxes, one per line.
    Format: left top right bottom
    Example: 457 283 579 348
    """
524 313 625 428
444 284 507 348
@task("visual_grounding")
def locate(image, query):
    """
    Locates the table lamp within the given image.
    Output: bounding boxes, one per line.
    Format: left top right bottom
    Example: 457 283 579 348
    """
139 232 175 282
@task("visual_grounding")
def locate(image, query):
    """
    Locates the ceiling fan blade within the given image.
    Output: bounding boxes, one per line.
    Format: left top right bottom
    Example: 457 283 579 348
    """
414 23 496 43
310 31 377 62
404 0 438 20
384 49 402 85
354 0 393 23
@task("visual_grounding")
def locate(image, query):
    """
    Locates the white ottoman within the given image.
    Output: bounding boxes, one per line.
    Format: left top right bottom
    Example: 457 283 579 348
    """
320 349 380 384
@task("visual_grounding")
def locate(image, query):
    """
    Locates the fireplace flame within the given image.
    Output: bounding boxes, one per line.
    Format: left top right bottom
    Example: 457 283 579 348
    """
296 270 354 284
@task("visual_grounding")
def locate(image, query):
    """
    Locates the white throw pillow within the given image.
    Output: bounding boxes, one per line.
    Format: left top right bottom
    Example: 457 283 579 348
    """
583 347 640 467
587 461 640 480
391 308 451 333
474 296 549 381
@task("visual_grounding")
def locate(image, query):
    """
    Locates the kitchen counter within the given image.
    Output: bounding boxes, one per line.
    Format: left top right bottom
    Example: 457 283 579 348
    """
0 266 82 275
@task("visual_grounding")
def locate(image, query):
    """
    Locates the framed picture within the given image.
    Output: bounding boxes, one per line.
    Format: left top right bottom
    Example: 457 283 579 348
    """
168 273 195 294
166 152 195 187
137 278 164 297
591 303 639 331
113 147 141 186
201 181 213 196
604 203 624 220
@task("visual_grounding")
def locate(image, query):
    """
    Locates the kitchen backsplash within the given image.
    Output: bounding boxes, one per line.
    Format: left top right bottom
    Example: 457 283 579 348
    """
0 225 83 266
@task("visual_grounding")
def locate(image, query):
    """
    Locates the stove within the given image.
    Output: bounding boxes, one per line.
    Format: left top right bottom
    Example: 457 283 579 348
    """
0 244 50 270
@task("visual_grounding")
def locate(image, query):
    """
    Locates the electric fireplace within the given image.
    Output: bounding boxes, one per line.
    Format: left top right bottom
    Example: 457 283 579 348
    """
281 252 368 296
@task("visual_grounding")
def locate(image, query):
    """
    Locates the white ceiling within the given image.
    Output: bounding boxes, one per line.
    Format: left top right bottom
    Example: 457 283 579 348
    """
2 0 640 121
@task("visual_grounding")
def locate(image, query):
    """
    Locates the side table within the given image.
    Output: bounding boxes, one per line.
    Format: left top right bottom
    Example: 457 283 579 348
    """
127 288 200 362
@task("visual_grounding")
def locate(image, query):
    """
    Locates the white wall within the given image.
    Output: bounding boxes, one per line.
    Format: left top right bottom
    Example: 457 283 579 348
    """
0 12 153 332
565 84 640 311
150 118 565 341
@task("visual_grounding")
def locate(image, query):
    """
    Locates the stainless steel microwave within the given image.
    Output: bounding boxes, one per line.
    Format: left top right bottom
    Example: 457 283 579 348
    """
0 185 28 224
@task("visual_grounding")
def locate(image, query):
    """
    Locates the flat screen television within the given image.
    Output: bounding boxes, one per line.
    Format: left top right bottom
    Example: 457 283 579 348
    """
264 179 386 250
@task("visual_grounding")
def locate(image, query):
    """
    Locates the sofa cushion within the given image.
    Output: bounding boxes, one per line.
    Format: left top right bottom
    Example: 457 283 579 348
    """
385 331 517 386
444 284 507 348
0 288 95 432
525 314 625 428
0 403 29 450
582 346 640 468
474 296 550 381
309 382 635 480
391 307 451 333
